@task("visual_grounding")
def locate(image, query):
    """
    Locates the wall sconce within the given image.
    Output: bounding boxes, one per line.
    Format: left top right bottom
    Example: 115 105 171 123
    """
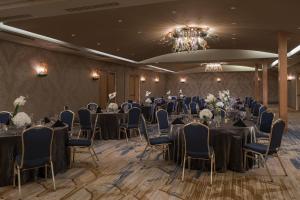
180 77 186 83
287 75 295 81
91 71 100 80
216 77 221 83
35 63 48 77
154 77 159 83
140 76 146 82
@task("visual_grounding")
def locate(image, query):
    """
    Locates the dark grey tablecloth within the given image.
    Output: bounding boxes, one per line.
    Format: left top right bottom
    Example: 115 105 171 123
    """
172 120 255 172
0 125 69 187
94 113 127 140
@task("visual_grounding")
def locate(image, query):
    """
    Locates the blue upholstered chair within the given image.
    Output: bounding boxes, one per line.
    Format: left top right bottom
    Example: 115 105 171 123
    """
252 103 262 118
255 111 274 141
184 97 192 109
192 96 198 103
13 126 55 197
68 114 99 167
156 109 171 135
257 106 267 124
197 98 206 110
189 102 198 115
0 111 11 125
244 119 287 182
87 102 98 112
121 102 132 113
119 107 142 142
182 104 189 115
182 122 215 184
167 101 175 115
132 102 141 108
78 108 93 137
60 110 75 134
139 116 173 161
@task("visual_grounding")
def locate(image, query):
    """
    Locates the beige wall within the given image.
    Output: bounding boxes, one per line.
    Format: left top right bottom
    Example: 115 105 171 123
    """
0 40 166 120
287 64 300 110
165 71 278 103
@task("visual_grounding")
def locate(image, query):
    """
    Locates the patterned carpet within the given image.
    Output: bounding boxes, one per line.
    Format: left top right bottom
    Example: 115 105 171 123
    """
1 111 300 200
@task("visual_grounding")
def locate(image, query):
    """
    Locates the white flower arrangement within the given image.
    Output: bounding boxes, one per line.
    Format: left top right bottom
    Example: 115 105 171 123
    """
218 90 231 108
168 96 172 100
166 90 171 95
199 109 213 120
216 101 224 108
13 96 26 107
179 94 184 98
145 98 152 104
145 91 151 97
107 103 118 112
205 93 217 104
108 92 117 100
12 112 31 128
179 89 183 94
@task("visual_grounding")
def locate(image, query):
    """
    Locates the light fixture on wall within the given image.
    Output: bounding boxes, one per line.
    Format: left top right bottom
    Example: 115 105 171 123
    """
140 76 146 82
154 77 159 83
216 77 221 83
287 75 295 81
35 62 48 77
91 71 100 80
180 77 186 83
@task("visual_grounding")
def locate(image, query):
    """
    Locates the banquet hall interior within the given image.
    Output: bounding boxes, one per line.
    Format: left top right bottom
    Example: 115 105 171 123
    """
1 0 300 199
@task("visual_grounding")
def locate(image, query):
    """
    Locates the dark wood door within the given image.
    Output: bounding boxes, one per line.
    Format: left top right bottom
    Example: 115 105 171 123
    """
129 75 140 103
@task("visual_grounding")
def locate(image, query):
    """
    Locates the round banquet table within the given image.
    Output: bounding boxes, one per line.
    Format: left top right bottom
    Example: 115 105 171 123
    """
0 125 70 187
171 119 255 172
94 112 127 140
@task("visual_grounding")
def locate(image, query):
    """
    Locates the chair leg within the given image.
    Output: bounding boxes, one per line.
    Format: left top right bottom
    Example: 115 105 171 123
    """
13 163 16 187
89 148 98 167
91 147 99 161
181 156 186 181
167 145 170 161
260 154 273 182
77 130 82 139
50 161 56 191
244 150 247 170
137 128 143 141
140 145 148 161
276 153 288 176
17 167 21 198
210 158 213 185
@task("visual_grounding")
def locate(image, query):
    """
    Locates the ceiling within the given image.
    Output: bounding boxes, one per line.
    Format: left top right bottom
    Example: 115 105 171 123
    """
1 0 300 72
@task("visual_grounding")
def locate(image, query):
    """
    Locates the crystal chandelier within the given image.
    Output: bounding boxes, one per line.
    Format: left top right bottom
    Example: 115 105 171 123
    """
162 25 214 52
203 63 223 72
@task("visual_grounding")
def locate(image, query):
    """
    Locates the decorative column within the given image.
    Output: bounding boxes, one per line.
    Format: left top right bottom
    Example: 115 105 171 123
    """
278 32 288 126
254 65 260 101
262 62 269 107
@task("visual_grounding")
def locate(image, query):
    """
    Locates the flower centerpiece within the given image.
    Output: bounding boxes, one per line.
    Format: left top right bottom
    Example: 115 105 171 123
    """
199 109 213 125
218 90 231 109
205 93 217 110
145 91 152 105
179 89 184 98
13 96 26 116
12 112 31 128
107 92 118 112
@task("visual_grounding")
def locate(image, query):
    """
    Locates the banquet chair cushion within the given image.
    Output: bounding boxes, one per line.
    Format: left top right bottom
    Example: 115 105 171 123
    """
187 147 214 159
16 155 50 168
244 143 276 154
120 123 138 129
256 130 269 138
68 139 91 147
149 136 173 145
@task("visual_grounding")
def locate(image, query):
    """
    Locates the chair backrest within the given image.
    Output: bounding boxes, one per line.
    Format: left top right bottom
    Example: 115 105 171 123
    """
253 103 261 117
127 107 141 127
20 126 53 168
259 111 274 133
190 102 198 114
78 108 92 130
87 102 98 112
183 103 189 114
0 111 11 124
132 103 141 108
166 101 175 114
250 101 257 113
192 96 198 103
121 102 132 113
183 122 211 157
198 98 205 110
156 109 169 130
60 110 74 131
184 97 192 108
139 115 150 144
268 119 285 153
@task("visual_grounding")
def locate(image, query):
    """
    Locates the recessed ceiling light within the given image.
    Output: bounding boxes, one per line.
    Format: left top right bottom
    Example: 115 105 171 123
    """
71 34 76 37
97 42 101 46
232 37 237 40
172 10 177 14
231 22 237 25
297 27 300 30
230 6 236 10
232 33 236 36
117 19 123 23
137 31 142 34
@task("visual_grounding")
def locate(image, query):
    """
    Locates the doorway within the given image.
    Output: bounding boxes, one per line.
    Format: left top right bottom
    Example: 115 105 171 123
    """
128 75 140 103
99 71 116 108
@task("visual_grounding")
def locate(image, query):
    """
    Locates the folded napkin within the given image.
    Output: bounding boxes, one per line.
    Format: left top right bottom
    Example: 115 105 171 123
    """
96 106 102 113
172 118 185 125
52 120 65 128
233 119 247 127
43 117 51 124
